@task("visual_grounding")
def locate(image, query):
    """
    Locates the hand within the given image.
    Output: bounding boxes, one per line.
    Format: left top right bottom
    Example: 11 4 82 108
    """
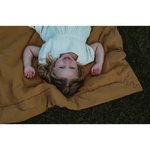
91 63 102 76
24 65 36 78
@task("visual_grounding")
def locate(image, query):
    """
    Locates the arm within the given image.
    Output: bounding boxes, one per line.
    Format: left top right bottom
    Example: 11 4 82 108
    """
23 45 40 67
90 42 105 76
23 45 40 78
90 42 104 65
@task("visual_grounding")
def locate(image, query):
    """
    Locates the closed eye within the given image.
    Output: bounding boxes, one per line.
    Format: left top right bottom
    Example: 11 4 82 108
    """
59 66 65 69
59 66 75 69
70 67 75 69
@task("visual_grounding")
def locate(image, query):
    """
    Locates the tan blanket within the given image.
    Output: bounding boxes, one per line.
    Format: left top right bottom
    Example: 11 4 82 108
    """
0 26 143 123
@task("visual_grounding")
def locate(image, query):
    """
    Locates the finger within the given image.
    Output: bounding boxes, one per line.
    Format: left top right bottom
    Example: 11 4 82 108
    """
31 73 34 78
28 73 31 78
91 70 95 74
26 73 29 78
24 73 27 77
32 73 35 78
91 67 95 72
92 68 96 72
29 73 33 78
30 74 32 78
32 71 35 77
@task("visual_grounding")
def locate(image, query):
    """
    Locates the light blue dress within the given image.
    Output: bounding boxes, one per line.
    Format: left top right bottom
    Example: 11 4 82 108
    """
29 26 95 65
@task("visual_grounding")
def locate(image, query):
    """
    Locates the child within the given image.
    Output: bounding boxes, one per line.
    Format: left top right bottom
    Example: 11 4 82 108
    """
23 26 104 97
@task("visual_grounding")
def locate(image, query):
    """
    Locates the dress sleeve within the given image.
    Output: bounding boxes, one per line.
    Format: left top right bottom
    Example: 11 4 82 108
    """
38 40 52 64
85 44 95 64
77 44 95 65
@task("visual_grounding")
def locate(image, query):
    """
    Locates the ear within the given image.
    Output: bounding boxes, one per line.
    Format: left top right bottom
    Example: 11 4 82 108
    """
77 64 84 78
52 66 55 71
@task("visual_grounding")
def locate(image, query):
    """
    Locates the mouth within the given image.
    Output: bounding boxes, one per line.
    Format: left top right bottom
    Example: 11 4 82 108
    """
63 57 71 60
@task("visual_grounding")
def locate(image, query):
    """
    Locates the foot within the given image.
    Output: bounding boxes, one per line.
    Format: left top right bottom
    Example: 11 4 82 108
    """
24 65 36 78
91 63 102 76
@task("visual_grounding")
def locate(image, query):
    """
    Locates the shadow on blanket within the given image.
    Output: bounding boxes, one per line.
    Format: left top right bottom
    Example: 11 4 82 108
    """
0 26 143 123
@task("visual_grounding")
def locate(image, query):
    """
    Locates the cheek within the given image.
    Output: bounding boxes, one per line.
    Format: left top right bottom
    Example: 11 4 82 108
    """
53 60 62 72
55 60 62 67
73 62 78 67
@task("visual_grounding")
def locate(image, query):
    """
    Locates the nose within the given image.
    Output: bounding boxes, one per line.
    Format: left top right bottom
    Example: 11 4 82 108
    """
63 58 71 64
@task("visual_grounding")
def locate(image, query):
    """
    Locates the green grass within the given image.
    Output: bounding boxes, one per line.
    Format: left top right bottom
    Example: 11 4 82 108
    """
18 26 150 124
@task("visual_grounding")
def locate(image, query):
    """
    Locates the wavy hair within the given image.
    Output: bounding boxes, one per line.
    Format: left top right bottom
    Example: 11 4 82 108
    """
37 54 85 97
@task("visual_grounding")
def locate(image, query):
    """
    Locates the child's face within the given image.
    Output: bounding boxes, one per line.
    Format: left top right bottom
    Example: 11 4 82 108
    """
53 54 78 79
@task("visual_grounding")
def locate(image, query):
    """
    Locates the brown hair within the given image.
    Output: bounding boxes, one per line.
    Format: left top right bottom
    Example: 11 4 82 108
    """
37 54 85 97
